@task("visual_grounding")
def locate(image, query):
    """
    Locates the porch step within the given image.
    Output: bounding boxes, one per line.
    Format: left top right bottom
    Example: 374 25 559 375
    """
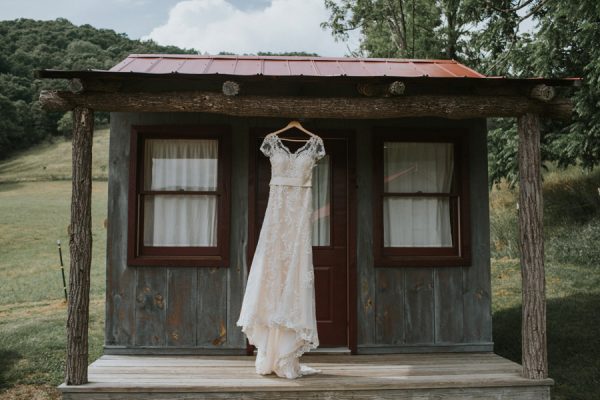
59 353 553 399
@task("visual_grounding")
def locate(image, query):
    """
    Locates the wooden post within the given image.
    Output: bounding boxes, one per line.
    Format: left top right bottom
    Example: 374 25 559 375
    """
65 106 94 385
517 113 548 379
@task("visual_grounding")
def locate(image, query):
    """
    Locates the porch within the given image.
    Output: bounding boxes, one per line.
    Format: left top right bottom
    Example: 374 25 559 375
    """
59 352 553 399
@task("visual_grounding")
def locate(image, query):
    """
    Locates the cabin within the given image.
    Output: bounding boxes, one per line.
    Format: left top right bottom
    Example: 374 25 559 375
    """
37 54 578 399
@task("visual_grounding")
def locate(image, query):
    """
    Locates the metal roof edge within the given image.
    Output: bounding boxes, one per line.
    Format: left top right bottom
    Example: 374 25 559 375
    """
122 54 465 63
33 68 582 86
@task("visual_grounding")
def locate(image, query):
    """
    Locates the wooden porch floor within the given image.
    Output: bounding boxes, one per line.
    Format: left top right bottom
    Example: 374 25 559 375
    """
59 352 554 399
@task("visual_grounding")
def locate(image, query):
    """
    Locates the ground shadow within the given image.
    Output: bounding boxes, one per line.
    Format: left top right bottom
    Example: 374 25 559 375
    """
493 293 600 400
0 350 22 389
0 182 24 192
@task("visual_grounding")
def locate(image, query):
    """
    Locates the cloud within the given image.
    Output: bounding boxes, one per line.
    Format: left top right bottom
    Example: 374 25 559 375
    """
145 0 358 56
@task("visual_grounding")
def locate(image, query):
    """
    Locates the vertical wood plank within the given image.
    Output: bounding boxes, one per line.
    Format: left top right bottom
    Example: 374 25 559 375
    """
462 121 492 343
404 268 434 344
65 106 93 385
134 267 167 346
375 269 405 344
106 113 137 348
355 129 376 345
434 268 464 343
197 268 227 347
166 268 197 346
227 123 248 348
518 113 547 379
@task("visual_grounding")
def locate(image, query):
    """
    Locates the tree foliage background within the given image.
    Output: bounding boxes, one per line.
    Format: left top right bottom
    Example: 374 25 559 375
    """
323 0 600 184
0 18 194 159
1 5 599 184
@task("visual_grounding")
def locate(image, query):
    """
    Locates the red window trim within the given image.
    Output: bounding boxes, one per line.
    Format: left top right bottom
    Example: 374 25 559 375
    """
127 125 231 267
373 129 471 267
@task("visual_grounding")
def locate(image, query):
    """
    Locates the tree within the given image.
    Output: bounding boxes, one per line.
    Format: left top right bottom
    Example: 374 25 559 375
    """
324 0 600 183
323 0 444 58
531 1 600 170
323 0 487 60
0 18 197 160
467 1 600 179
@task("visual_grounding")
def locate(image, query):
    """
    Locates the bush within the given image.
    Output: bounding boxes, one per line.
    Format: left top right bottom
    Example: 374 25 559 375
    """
490 181 520 259
56 111 72 137
547 218 600 267
490 166 600 264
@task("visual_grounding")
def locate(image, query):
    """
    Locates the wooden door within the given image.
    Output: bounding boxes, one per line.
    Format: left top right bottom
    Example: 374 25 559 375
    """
249 133 350 348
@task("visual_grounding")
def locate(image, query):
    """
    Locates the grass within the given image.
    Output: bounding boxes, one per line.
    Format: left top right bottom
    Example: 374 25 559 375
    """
0 128 110 183
0 133 599 399
0 135 108 399
490 165 600 400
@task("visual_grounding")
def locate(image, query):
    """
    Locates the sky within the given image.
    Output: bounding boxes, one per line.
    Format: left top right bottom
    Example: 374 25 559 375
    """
1 0 360 56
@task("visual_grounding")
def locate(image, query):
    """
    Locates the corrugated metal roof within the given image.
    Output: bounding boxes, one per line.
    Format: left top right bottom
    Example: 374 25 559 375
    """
109 54 486 78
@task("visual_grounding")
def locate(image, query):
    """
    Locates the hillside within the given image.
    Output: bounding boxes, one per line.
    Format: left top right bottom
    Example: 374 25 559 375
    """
0 18 196 160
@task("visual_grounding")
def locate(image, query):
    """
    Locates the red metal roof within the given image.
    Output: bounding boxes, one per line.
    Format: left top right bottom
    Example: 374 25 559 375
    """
109 54 486 78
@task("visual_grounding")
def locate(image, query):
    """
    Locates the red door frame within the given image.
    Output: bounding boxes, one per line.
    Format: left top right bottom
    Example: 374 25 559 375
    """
246 128 357 354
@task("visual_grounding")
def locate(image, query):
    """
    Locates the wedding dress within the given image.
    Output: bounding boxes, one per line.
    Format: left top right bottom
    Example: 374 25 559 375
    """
236 133 325 379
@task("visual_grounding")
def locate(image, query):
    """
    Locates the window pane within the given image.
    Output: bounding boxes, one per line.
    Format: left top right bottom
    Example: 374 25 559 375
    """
383 197 453 247
143 195 217 247
384 142 454 193
312 155 330 246
144 139 218 191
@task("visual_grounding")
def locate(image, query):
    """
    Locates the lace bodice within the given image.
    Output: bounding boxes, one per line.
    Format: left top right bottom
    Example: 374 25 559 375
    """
260 135 326 187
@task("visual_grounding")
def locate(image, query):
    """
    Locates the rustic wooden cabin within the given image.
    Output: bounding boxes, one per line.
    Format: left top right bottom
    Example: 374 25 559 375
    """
37 54 578 399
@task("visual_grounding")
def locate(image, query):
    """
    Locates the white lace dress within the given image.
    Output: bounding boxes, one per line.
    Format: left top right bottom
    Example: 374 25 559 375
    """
236 134 325 379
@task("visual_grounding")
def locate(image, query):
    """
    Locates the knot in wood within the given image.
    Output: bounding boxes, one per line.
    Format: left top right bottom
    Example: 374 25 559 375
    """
530 84 556 102
388 81 405 95
222 80 240 96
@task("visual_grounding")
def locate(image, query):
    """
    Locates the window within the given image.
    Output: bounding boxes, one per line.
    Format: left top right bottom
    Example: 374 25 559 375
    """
128 126 230 267
373 131 470 267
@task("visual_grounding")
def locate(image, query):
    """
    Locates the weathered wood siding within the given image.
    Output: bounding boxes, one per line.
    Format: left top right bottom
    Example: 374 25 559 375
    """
106 112 249 354
355 119 492 353
105 113 491 354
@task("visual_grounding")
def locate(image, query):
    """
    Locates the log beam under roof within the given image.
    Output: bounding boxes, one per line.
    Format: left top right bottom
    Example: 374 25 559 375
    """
39 89 573 120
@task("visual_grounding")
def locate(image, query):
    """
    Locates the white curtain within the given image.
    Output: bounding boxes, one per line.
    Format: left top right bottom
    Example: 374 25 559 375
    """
311 155 330 246
143 139 218 247
383 142 454 247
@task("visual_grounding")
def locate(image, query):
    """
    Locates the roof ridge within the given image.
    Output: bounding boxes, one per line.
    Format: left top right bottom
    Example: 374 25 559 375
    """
125 53 461 63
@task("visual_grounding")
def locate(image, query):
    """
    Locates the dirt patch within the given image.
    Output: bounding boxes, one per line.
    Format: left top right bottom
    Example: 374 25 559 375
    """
0 384 60 400
0 298 103 322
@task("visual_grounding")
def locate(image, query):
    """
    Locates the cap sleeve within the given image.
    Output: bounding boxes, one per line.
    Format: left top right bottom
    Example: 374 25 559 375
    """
260 135 275 157
313 137 326 162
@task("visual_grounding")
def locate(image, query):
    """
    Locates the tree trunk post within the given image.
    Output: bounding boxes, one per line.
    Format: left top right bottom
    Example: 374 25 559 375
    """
517 113 548 379
65 106 94 385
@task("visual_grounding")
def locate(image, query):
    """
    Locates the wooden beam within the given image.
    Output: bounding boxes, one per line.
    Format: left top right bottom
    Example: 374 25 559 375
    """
39 90 573 120
65 106 94 385
517 113 548 380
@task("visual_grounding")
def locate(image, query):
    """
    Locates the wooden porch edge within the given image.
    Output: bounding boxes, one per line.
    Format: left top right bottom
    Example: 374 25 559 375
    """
103 346 248 355
58 353 554 394
356 343 494 353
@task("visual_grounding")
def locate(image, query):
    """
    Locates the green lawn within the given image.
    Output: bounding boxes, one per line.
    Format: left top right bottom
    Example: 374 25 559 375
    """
489 167 600 400
0 131 599 399
0 131 109 400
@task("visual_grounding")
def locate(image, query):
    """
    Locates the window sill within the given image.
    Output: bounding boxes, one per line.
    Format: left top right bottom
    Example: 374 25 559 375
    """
127 255 228 268
374 254 471 268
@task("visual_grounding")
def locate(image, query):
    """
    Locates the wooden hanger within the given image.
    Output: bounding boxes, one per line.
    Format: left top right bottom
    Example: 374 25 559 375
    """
266 120 316 142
